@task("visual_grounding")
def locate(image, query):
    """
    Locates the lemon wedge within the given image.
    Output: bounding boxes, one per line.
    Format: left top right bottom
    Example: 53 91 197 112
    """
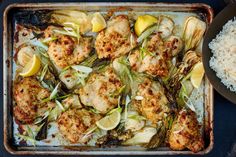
20 54 41 77
134 15 157 36
190 62 204 88
96 110 121 130
91 12 106 32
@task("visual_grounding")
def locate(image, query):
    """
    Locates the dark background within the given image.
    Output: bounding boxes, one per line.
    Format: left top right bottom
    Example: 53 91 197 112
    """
0 0 235 157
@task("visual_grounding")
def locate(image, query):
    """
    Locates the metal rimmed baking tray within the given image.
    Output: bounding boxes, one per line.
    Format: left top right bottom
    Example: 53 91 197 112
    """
3 2 214 155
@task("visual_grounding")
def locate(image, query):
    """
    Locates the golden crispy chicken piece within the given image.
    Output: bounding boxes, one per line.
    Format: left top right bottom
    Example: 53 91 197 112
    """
129 34 169 77
13 77 50 124
79 67 122 114
95 15 137 59
57 108 101 143
46 26 92 70
133 78 169 124
169 109 204 152
164 35 183 57
44 26 63 39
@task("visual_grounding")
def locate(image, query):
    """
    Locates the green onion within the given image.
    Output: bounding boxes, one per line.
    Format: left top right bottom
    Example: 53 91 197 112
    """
71 65 93 74
26 125 35 138
108 96 122 115
83 126 97 136
124 95 131 121
80 126 98 141
34 110 50 125
49 82 61 100
53 28 77 38
137 24 157 43
53 26 80 40
108 85 126 98
41 81 52 91
42 37 57 44
80 53 98 67
55 100 65 111
56 94 72 100
128 114 146 121
40 64 48 82
48 106 61 121
31 39 48 51
16 134 36 146
60 66 71 74
89 108 101 114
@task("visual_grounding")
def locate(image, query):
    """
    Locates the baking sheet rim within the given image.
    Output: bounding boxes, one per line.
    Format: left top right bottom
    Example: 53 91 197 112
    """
3 2 214 155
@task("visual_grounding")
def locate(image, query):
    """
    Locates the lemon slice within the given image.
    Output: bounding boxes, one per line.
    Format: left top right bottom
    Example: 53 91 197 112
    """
91 12 106 32
190 62 204 88
134 15 157 36
20 55 41 77
96 110 121 130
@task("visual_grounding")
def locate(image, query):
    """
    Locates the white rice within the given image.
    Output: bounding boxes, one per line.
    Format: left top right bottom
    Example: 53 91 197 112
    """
209 17 236 92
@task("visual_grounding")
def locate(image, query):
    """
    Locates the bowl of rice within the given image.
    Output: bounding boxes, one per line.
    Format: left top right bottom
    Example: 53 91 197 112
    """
203 3 236 104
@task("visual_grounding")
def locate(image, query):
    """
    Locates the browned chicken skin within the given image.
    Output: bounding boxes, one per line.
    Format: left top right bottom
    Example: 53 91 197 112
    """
13 77 50 124
168 109 204 152
129 34 169 77
57 108 101 143
79 67 122 114
133 78 169 124
45 26 92 70
95 15 137 59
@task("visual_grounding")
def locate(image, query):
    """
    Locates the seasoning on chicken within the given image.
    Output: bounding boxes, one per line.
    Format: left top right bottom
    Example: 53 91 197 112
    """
164 35 183 57
79 67 122 114
168 109 204 152
13 77 50 124
129 33 169 77
46 26 92 70
57 108 101 143
133 78 169 124
95 15 137 59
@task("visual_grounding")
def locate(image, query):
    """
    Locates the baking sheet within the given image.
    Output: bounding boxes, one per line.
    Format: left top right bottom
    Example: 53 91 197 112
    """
3 2 214 155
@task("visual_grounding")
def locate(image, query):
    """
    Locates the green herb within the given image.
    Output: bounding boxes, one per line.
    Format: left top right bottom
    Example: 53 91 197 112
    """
40 64 48 82
16 124 44 146
53 26 80 40
108 96 122 115
56 94 71 100
48 106 62 121
16 134 36 146
128 114 146 121
34 110 50 125
108 85 126 98
42 37 57 44
71 65 93 73
139 47 155 60
30 39 48 51
49 82 61 100
55 100 65 111
137 24 157 43
89 108 101 114
81 53 98 67
124 95 131 121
